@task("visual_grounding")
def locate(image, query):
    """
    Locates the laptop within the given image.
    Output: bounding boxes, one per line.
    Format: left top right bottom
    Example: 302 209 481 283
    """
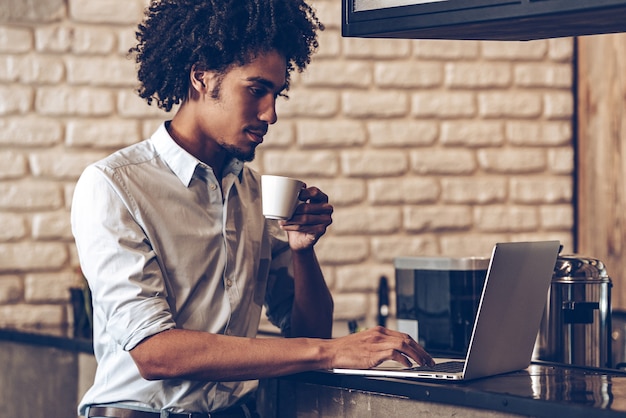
333 240 561 381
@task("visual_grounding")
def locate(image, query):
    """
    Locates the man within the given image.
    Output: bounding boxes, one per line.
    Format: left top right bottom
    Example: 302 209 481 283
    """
72 1 434 416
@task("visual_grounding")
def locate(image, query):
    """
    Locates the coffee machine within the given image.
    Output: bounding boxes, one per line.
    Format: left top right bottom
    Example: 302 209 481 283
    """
395 256 489 357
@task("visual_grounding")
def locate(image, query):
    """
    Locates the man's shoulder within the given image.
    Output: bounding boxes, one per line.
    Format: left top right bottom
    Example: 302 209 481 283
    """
94 139 157 171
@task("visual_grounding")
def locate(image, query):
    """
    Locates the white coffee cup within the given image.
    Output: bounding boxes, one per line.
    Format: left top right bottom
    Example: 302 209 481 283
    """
261 175 305 220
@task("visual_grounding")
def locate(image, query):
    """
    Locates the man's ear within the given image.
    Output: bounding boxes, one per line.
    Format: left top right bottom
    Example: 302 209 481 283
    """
190 66 208 94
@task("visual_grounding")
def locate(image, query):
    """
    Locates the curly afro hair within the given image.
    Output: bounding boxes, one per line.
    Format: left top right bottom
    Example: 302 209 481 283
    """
129 0 324 111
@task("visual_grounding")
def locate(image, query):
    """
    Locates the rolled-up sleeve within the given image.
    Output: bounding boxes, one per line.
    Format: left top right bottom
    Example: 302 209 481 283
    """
71 164 176 351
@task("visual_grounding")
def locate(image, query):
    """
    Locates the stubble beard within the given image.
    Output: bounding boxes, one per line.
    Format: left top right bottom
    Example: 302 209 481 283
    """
222 142 257 162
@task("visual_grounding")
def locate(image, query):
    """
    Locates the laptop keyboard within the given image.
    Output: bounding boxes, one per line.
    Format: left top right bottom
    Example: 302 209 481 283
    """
412 361 464 373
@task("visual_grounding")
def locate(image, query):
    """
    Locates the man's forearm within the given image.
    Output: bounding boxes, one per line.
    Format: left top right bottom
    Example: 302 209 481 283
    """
289 248 333 338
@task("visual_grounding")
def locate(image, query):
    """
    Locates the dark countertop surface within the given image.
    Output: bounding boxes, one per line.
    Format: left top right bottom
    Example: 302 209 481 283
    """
281 362 626 417
4 327 626 416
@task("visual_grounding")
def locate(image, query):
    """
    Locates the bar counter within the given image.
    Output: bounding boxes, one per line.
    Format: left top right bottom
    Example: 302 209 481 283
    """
258 363 626 417
3 326 626 417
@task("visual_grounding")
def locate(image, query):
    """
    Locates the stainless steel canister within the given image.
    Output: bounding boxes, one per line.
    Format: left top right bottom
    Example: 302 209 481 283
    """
533 255 612 368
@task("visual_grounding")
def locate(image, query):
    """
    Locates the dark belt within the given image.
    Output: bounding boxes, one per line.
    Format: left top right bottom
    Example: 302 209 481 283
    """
87 404 253 418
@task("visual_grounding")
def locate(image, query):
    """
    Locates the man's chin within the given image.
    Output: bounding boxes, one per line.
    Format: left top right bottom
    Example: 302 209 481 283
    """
224 145 256 162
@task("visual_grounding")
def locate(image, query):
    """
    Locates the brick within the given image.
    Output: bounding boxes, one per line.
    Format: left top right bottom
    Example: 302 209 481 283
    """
477 148 546 173
548 38 574 62
36 86 114 116
0 26 33 53
31 211 73 240
0 55 20 82
141 119 168 139
0 85 33 114
71 25 117 54
375 61 443 88
482 40 548 60
544 92 574 119
411 92 475 118
368 120 437 147
117 26 138 55
117 90 173 118
514 63 572 88
0 242 68 271
478 92 542 118
311 0 341 29
30 150 108 179
25 272 82 302
35 25 71 52
297 120 366 148
342 91 408 118
0 151 27 178
0 213 27 241
331 206 402 235
371 236 439 261
540 205 574 230
404 205 472 232
335 264 395 292
0 182 64 210
0 117 63 146
261 121 295 148
342 150 408 177
306 178 366 206
66 118 141 148
547 147 574 174
68 0 145 24
314 236 369 265
475 205 538 232
368 178 439 205
0 303 65 327
66 56 137 86
506 121 572 146
303 61 372 88
316 29 341 58
441 178 507 204
332 293 369 320
445 62 511 88
19 55 65 84
0 275 23 303
514 233 573 253
282 90 340 118
2 0 66 23
64 183 76 211
343 37 411 59
440 234 509 257
510 177 573 204
263 150 339 177
413 40 480 60
441 121 504 147
410 149 476 175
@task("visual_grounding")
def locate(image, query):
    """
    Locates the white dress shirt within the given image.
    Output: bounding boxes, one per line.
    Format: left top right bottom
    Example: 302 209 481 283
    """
72 122 295 414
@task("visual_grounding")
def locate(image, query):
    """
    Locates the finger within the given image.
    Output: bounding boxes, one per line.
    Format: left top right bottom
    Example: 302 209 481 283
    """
299 187 329 203
290 204 333 221
374 327 435 367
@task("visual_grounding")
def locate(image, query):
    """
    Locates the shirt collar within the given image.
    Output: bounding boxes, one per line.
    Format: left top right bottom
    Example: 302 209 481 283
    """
151 121 244 187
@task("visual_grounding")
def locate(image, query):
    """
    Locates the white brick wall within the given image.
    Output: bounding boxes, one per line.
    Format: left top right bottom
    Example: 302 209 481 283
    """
0 0 575 333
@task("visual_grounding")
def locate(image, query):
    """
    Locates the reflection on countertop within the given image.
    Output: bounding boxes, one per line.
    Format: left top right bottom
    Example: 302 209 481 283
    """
270 362 626 417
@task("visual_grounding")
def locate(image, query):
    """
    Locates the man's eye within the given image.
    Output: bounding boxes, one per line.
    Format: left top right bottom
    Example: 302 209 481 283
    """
249 87 266 97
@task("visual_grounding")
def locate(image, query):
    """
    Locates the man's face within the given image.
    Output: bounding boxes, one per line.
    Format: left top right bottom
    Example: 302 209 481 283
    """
196 50 288 162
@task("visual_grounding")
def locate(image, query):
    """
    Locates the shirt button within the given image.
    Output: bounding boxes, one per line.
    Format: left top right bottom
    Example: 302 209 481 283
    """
226 279 232 287
209 183 217 191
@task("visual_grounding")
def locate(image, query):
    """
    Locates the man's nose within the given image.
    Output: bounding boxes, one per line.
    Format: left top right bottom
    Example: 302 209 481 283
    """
259 97 278 125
